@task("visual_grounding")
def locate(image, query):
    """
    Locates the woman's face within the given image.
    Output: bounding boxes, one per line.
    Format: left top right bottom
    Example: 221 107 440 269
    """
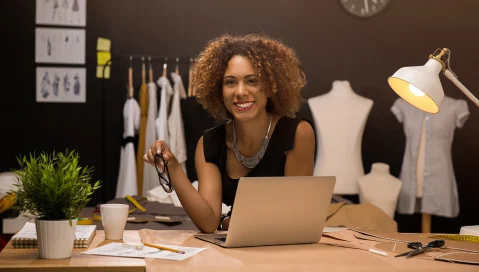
222 55 268 122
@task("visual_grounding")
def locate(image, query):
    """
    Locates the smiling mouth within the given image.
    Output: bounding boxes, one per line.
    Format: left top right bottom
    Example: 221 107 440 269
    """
234 102 255 111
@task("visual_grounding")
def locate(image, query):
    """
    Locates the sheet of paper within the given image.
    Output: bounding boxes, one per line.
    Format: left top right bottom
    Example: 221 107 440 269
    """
12 222 37 239
97 52 111 65
75 225 97 239
97 37 111 51
36 27 85 64
323 227 347 233
36 67 86 103
96 65 110 79
13 222 95 239
36 0 87 27
81 243 206 261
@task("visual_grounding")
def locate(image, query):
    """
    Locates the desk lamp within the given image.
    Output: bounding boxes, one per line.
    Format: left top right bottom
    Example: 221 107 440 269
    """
388 49 479 234
387 48 479 113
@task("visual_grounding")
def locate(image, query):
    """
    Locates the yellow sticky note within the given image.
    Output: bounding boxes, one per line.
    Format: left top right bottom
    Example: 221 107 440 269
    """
97 37 111 52
104 66 110 79
97 52 111 65
96 65 111 79
96 66 103 78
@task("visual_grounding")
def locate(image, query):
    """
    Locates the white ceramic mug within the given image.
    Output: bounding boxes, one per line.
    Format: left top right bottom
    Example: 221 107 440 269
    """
100 204 129 240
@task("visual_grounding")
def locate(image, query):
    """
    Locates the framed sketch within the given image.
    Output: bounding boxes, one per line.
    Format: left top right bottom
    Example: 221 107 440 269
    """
35 27 85 64
36 67 86 103
36 0 87 27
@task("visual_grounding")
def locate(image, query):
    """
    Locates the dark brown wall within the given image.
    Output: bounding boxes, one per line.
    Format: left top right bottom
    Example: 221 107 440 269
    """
2 0 478 233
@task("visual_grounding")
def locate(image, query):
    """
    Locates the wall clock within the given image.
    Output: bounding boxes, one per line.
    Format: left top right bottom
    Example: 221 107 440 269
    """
339 0 391 18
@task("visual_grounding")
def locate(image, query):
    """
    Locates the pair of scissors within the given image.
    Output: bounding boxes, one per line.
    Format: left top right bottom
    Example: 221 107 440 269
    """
395 240 445 258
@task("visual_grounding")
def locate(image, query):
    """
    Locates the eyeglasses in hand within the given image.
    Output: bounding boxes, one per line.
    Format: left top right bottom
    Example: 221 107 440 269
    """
154 153 174 193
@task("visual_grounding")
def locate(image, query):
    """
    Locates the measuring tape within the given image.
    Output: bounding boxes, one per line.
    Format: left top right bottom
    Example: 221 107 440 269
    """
428 234 479 243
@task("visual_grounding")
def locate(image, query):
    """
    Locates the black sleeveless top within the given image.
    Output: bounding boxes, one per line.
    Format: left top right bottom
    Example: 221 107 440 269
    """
203 116 303 216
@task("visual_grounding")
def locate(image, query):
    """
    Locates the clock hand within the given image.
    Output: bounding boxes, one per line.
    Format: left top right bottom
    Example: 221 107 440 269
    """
364 0 369 13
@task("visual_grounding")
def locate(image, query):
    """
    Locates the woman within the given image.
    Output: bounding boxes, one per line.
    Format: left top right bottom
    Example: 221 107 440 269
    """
144 34 315 233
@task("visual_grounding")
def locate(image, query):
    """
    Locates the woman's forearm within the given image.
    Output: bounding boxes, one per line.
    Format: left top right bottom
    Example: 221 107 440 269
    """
168 164 219 233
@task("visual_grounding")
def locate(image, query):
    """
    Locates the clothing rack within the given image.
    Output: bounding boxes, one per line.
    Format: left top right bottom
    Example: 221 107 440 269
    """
112 54 196 98
100 53 195 203
118 54 195 62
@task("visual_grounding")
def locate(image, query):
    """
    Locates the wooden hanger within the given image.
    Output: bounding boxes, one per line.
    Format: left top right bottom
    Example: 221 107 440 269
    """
148 56 153 83
175 57 179 75
128 56 133 98
191 58 196 97
141 56 146 85
188 58 193 97
162 57 167 78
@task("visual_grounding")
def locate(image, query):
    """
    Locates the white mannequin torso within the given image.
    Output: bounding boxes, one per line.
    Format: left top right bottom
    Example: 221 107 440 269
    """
358 162 402 218
307 80 373 194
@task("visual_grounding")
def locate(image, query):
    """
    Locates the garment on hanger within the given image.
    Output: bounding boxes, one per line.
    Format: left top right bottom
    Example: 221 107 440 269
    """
142 81 159 197
136 80 149 196
116 98 140 198
168 72 188 174
149 76 174 201
391 96 470 218
155 76 174 143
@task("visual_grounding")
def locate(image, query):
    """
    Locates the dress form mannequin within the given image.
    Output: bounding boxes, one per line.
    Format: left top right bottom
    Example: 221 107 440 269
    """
391 96 469 231
308 80 373 194
357 162 402 218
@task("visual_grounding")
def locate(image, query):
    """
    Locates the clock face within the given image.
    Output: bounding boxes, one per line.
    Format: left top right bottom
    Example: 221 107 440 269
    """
339 0 391 18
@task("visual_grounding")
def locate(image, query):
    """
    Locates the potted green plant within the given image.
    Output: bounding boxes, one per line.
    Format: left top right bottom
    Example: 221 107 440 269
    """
9 149 101 259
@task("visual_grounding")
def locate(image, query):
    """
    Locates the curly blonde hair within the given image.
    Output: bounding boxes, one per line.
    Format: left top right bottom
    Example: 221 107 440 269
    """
192 34 306 120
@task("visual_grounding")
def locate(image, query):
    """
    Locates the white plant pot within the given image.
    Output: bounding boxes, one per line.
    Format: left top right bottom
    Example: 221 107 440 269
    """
35 218 77 259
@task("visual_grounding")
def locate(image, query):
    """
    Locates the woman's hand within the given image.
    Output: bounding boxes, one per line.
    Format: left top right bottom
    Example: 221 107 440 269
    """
143 140 178 171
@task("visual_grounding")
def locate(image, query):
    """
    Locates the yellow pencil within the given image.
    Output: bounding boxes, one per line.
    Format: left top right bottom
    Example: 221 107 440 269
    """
144 242 185 254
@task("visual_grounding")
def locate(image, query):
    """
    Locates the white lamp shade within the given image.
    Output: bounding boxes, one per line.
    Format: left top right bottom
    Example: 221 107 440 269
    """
388 59 445 113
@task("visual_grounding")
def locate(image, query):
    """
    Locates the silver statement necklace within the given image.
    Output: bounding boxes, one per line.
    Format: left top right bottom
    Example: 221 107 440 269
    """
232 115 272 169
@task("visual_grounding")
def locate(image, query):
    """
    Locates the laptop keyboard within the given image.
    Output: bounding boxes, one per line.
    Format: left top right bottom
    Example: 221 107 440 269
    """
214 237 226 242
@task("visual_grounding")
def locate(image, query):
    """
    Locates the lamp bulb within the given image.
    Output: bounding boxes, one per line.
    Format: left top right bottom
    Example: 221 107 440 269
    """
409 84 426 96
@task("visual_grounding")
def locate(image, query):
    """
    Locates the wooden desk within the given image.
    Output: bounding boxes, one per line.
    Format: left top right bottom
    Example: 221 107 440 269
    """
0 230 145 272
1 229 478 272
140 229 479 272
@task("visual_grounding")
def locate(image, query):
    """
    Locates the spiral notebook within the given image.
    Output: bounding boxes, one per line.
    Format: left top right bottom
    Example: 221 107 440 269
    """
11 222 96 249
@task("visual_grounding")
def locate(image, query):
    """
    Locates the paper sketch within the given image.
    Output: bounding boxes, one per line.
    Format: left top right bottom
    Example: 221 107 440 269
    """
36 67 86 103
36 0 86 26
81 242 207 261
36 27 85 64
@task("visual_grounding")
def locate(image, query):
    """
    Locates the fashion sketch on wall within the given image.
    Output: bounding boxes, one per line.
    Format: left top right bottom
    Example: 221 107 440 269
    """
36 67 86 103
36 0 86 27
35 27 85 64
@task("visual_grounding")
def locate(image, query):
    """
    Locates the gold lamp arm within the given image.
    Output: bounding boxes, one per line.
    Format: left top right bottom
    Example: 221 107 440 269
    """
429 48 448 72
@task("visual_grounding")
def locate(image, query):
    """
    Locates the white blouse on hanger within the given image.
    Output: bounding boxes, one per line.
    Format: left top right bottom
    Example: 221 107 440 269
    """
155 76 173 142
168 72 188 174
116 97 140 198
149 76 175 203
142 81 159 197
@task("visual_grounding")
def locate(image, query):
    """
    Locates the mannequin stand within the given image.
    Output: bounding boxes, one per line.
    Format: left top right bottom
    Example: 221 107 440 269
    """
422 213 431 233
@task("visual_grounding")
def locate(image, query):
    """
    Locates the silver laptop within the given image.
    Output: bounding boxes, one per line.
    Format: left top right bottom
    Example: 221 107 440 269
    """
194 176 336 248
